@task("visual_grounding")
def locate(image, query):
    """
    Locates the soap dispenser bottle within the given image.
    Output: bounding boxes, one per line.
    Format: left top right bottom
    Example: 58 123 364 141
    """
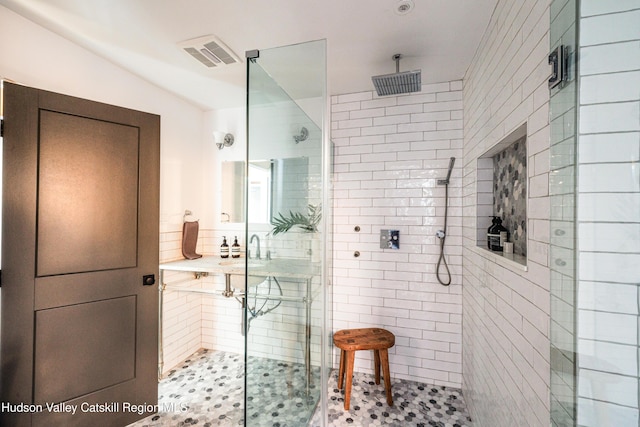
231 236 240 258
220 236 229 258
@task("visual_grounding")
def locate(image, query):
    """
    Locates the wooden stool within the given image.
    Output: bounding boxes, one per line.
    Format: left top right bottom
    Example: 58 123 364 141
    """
333 328 395 410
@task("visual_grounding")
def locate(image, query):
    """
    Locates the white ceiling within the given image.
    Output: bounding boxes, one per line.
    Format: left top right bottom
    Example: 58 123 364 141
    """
0 0 498 110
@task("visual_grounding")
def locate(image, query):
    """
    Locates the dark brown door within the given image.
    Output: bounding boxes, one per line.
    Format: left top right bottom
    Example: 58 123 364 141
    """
1 82 160 426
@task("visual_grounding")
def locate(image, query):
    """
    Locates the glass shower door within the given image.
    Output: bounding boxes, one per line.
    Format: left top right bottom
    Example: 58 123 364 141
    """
550 2 640 426
244 40 329 426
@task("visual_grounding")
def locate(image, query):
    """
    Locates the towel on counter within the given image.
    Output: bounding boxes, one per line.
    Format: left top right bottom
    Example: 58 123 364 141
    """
182 221 203 260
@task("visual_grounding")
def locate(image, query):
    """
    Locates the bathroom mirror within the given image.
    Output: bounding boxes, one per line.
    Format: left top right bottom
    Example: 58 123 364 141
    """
221 157 309 224
221 161 245 223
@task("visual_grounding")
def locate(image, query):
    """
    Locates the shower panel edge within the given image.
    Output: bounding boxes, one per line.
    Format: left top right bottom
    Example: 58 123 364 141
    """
549 0 578 425
320 38 332 427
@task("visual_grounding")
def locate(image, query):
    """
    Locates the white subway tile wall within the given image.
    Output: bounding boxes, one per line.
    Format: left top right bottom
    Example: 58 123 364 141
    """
159 230 205 373
462 0 551 426
576 1 640 424
159 228 246 373
331 82 463 388
198 227 245 356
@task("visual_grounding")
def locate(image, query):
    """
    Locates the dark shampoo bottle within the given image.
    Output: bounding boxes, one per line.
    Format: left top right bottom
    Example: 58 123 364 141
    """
487 216 507 251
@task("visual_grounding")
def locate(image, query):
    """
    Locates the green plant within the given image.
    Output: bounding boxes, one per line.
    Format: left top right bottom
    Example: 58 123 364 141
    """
270 204 321 235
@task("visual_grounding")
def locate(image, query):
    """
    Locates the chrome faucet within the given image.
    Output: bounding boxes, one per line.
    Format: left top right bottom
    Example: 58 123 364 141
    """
249 234 261 259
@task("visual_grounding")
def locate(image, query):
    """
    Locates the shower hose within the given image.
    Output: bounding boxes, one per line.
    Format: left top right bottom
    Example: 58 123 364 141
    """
436 182 452 286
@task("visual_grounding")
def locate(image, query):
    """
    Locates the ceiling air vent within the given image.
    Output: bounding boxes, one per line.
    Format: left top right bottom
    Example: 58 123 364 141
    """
178 35 241 68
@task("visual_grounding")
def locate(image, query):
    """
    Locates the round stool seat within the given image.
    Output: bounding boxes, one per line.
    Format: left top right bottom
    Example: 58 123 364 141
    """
333 328 395 410
333 328 395 351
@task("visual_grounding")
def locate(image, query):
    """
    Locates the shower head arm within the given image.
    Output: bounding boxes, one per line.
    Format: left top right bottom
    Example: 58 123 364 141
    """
393 54 401 73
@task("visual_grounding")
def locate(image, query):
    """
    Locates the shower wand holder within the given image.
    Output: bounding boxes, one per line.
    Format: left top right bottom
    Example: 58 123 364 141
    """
437 157 456 185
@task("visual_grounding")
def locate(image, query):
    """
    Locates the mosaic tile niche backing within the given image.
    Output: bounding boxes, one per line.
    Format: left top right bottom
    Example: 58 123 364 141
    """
493 135 527 257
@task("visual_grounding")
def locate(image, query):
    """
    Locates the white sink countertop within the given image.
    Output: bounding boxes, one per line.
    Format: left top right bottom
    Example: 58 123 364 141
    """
159 255 319 279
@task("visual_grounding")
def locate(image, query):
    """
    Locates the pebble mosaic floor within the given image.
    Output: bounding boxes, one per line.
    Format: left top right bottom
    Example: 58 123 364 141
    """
128 349 472 427
318 372 472 427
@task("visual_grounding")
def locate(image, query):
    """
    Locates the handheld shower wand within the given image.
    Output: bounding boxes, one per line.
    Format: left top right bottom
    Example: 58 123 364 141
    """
436 157 456 286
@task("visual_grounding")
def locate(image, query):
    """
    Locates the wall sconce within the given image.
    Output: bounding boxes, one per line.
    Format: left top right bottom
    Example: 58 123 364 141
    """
293 127 308 144
214 132 234 150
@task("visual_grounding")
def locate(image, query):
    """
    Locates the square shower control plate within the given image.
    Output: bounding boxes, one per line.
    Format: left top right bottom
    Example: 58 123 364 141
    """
380 229 400 249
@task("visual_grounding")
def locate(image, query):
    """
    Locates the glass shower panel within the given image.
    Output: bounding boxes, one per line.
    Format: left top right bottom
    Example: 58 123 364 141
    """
573 2 640 425
245 40 328 426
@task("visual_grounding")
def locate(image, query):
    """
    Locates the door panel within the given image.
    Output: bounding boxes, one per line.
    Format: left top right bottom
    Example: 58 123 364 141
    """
37 110 139 276
1 82 160 427
32 382 136 427
34 297 136 404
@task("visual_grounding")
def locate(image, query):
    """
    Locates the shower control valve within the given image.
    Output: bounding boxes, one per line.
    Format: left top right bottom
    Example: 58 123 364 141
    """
380 229 400 249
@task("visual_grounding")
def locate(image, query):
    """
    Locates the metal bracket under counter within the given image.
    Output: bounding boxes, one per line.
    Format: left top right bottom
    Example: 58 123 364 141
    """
157 256 316 393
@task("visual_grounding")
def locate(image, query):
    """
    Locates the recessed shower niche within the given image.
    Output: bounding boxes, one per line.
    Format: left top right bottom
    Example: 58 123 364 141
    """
476 123 527 266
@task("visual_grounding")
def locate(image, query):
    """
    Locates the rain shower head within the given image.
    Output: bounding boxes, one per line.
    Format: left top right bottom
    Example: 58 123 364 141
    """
371 54 421 96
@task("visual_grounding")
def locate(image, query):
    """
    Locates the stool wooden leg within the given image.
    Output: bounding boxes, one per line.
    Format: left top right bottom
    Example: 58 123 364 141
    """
338 349 346 389
374 349 381 384
379 348 393 406
343 350 355 410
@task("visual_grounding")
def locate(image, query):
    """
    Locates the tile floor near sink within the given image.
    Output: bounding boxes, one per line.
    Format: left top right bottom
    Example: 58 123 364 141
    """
128 349 472 427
